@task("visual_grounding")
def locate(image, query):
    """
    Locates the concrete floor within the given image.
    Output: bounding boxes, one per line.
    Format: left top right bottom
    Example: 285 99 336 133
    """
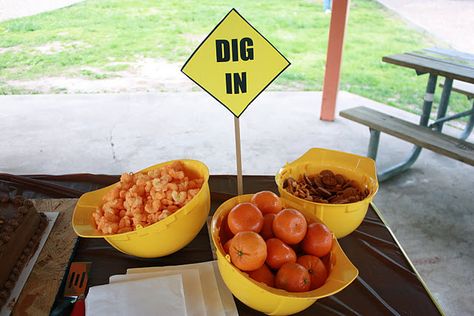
1 91 473 315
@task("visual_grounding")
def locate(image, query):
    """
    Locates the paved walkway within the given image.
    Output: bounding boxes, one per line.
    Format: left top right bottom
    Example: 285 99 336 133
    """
0 0 83 22
377 0 474 53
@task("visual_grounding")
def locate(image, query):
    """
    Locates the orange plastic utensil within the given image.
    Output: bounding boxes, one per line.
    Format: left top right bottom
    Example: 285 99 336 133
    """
64 262 91 316
64 262 90 297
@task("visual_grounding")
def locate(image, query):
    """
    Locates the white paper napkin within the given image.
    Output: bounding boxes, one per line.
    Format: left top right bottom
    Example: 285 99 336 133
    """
128 261 238 316
109 269 205 316
86 274 186 316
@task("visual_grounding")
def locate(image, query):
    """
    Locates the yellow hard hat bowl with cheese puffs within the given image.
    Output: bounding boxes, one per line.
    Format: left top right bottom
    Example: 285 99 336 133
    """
72 160 210 258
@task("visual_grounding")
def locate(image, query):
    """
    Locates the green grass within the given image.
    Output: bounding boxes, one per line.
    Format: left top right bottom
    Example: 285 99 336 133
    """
0 0 470 114
80 69 112 79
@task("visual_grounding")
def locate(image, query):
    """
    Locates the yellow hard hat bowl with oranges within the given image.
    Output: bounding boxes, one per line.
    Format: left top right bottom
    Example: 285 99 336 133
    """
211 191 358 315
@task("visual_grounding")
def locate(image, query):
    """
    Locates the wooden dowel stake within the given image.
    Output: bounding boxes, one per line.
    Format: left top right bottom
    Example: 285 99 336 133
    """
234 116 243 195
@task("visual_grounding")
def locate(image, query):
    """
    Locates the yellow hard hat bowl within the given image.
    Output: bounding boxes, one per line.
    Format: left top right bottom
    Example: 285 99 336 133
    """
72 160 210 258
211 194 358 315
276 148 378 238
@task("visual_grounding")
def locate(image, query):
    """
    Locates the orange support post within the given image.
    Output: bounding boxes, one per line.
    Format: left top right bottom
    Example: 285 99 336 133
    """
320 0 350 121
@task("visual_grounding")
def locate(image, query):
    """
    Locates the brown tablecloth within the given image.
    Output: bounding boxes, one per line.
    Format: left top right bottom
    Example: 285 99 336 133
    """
0 174 443 315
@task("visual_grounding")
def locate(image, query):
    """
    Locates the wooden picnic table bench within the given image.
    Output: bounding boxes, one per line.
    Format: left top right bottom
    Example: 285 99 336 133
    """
340 106 474 163
442 80 474 99
340 48 474 181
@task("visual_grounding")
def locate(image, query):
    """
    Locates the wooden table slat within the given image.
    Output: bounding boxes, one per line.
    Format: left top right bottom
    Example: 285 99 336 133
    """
423 47 474 63
383 52 474 83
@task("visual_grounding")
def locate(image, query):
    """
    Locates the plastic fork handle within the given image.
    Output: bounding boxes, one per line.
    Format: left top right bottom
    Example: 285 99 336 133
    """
71 298 85 316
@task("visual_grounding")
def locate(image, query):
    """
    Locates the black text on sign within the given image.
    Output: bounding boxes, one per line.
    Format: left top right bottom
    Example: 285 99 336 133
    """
216 38 254 94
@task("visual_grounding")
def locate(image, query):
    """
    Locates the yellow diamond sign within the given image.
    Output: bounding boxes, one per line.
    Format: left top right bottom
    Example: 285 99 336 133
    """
182 9 290 117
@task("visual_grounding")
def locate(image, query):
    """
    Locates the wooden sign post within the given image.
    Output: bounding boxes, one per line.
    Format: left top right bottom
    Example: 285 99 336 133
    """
233 116 243 195
182 8 290 195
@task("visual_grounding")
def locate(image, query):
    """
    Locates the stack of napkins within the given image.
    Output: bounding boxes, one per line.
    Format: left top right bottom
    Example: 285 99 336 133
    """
86 261 238 316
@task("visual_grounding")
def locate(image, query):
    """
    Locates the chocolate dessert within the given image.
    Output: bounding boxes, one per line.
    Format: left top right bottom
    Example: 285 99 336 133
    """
0 195 47 308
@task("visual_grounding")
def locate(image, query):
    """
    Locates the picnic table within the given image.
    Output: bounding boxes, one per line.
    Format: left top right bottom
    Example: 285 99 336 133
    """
0 173 443 315
340 48 474 181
